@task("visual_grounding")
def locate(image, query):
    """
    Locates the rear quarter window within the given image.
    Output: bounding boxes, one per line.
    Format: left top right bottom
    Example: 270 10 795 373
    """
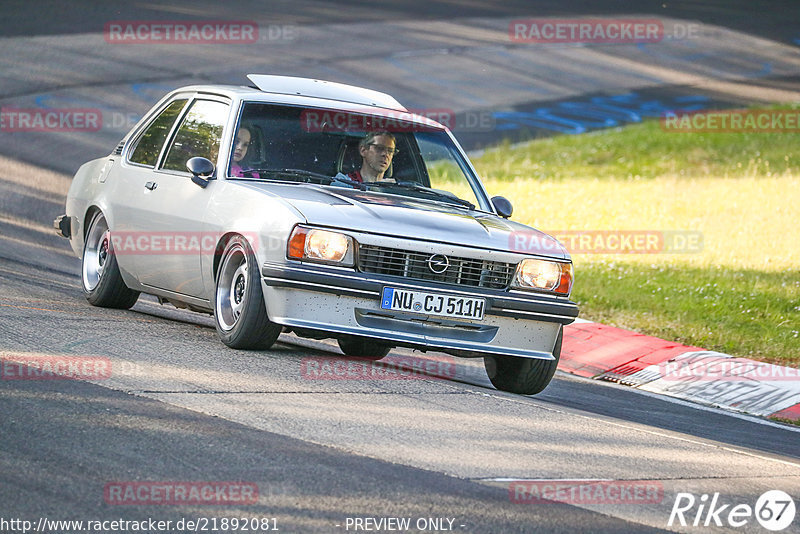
128 99 187 166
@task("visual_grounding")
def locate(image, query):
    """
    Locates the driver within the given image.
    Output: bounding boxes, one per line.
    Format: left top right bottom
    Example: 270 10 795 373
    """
348 131 397 183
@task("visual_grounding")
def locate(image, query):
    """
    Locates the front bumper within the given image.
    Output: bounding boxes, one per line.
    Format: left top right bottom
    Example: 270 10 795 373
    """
261 262 578 359
53 214 74 239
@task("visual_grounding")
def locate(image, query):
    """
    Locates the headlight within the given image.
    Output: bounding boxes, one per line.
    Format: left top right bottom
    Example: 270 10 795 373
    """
288 226 355 266
512 259 573 295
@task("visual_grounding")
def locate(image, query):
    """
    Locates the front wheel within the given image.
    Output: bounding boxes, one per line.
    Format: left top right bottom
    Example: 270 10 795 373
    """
484 327 562 395
213 235 282 350
81 211 139 309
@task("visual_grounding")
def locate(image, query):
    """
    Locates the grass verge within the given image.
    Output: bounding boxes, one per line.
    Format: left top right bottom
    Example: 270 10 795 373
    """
769 416 800 427
470 117 800 367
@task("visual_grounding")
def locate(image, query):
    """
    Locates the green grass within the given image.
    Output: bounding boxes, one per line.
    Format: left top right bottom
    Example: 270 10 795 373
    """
475 110 800 181
769 416 800 427
574 263 799 363
470 115 800 367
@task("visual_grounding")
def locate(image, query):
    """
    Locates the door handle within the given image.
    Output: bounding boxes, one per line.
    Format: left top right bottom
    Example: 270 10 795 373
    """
145 181 158 191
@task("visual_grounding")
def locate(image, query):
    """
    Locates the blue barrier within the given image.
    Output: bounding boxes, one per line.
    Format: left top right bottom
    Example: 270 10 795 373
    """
493 92 711 134
28 84 714 138
33 82 174 111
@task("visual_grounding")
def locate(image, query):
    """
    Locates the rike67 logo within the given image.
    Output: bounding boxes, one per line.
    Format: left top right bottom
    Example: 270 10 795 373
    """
669 490 795 531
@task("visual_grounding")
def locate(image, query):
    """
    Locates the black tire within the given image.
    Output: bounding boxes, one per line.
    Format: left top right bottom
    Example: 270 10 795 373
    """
213 235 282 349
81 211 140 309
337 335 391 360
484 327 563 395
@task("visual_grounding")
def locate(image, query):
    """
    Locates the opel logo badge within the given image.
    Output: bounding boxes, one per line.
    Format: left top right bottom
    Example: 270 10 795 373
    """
427 254 450 274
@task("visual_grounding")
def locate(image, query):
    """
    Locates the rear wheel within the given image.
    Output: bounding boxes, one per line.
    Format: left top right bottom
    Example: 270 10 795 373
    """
337 335 391 360
213 235 282 349
484 327 562 395
81 211 139 309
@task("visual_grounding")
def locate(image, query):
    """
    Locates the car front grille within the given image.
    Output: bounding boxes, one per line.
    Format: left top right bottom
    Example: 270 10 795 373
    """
358 244 515 290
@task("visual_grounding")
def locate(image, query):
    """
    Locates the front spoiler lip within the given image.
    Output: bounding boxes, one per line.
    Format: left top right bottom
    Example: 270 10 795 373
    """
278 315 557 361
261 261 578 325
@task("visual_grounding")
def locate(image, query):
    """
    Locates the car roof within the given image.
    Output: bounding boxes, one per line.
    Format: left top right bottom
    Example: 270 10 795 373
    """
170 74 446 130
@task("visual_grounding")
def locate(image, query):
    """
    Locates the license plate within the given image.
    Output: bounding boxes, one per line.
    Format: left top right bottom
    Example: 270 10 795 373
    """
380 287 485 320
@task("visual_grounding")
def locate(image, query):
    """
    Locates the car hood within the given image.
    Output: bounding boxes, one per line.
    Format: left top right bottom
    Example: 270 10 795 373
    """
238 182 569 260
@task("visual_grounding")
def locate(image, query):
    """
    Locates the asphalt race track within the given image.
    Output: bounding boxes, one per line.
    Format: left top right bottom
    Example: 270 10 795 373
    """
1 2 799 533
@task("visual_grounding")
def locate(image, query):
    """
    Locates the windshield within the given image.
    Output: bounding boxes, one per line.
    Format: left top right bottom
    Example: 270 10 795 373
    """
228 103 490 211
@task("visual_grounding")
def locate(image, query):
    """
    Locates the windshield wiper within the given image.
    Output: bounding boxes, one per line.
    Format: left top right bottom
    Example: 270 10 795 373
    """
238 168 333 183
366 181 475 210
240 169 371 191
237 170 474 209
323 174 367 190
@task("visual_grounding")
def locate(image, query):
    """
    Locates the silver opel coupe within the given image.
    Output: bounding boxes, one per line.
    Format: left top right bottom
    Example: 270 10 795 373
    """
55 74 578 395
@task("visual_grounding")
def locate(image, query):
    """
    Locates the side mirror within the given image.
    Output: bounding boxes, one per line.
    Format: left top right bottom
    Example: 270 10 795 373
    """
187 157 215 188
491 196 513 219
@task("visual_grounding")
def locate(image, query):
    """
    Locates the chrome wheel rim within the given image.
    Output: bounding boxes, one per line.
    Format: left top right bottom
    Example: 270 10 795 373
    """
215 242 248 331
82 215 110 291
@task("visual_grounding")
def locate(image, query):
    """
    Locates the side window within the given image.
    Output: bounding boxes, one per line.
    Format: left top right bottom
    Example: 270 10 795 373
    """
162 100 229 172
128 99 187 166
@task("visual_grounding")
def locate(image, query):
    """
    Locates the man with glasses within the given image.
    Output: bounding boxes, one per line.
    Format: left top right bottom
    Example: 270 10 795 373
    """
347 131 398 183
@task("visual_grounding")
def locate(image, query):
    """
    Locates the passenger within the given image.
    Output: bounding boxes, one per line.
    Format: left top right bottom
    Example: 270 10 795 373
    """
230 126 259 178
348 131 398 183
